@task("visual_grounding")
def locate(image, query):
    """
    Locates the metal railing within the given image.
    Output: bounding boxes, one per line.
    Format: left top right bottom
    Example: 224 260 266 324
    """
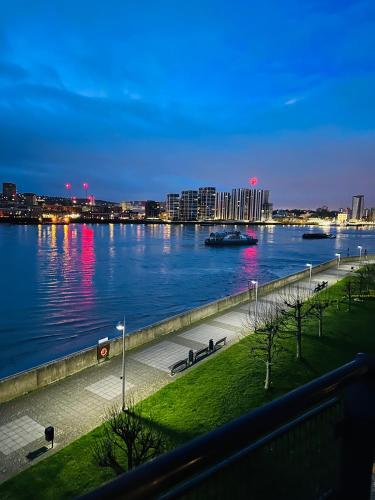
82 353 375 500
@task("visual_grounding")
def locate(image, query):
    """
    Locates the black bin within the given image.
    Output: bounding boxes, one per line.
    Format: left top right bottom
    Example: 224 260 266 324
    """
45 426 54 443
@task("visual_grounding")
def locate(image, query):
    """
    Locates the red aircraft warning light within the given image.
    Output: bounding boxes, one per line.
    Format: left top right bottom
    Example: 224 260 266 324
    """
249 177 258 186
83 182 89 190
65 182 72 190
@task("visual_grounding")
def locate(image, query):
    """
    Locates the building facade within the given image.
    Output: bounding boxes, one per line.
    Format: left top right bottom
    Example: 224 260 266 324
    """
198 187 216 220
179 190 198 221
2 182 16 201
166 193 180 221
352 195 364 220
215 192 231 220
145 200 161 219
229 188 270 221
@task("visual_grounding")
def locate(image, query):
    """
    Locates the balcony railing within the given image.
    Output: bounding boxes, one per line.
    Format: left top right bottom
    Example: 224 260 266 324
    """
81 353 375 500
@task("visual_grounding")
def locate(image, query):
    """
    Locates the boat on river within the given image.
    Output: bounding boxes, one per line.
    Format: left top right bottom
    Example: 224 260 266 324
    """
302 233 336 240
205 231 258 247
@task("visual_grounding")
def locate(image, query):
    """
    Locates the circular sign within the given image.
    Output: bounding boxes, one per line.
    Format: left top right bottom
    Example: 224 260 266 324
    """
100 346 108 357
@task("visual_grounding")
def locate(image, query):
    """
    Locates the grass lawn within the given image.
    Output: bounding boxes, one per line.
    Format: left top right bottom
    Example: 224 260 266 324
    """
1 275 375 499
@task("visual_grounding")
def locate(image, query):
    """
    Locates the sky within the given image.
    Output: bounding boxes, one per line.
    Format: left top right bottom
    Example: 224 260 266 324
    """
0 0 374 208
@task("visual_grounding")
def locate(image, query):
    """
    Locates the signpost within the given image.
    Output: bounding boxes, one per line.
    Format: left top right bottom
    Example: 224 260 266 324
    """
97 337 110 361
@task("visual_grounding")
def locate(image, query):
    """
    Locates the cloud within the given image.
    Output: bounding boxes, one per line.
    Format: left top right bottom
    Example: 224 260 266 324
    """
284 97 300 106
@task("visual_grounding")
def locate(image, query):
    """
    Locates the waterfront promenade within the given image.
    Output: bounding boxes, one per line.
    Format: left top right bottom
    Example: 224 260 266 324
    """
0 258 372 483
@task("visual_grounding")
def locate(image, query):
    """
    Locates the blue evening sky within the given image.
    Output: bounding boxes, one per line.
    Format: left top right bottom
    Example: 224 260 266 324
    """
0 0 374 208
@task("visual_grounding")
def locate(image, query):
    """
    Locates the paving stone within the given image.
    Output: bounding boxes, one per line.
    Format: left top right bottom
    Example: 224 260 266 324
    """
0 417 45 456
178 324 238 344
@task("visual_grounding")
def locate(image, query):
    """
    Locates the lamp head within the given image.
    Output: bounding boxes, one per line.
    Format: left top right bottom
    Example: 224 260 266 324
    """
306 263 312 268
116 321 125 332
358 245 362 250
335 253 341 257
251 280 258 285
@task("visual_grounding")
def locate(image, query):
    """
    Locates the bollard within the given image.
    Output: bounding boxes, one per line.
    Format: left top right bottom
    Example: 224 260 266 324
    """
209 339 214 352
188 350 194 365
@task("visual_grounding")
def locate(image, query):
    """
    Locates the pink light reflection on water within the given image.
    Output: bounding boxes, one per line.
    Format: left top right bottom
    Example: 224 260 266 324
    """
231 243 259 295
80 225 95 306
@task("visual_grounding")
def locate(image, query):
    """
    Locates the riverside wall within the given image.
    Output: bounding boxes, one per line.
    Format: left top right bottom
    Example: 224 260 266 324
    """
0 255 368 403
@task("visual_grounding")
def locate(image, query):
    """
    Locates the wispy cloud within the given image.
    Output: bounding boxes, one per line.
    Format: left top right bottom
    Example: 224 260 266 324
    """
284 97 301 106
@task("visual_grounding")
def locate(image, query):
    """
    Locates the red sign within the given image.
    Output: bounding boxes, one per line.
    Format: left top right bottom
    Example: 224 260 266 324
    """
97 342 110 360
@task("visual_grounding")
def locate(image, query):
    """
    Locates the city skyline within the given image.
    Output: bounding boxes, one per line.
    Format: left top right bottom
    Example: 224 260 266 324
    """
0 1 375 207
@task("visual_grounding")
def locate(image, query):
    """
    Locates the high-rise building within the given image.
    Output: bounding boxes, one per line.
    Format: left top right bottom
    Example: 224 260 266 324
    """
352 195 364 220
166 194 180 221
2 182 16 201
215 192 231 220
198 187 216 220
179 190 198 221
230 188 270 221
145 200 161 219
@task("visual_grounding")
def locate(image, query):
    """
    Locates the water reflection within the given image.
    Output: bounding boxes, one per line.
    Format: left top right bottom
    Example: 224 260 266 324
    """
1 223 374 378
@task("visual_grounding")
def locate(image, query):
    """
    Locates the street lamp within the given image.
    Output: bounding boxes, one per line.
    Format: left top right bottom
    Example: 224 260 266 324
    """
306 263 312 291
116 316 128 412
358 245 362 263
250 280 258 331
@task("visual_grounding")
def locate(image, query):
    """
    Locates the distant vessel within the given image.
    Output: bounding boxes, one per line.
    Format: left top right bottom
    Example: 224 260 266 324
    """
302 233 336 240
205 231 258 246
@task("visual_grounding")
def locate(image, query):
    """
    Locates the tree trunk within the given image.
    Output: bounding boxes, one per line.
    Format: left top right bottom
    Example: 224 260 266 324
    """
296 308 302 359
265 361 271 390
127 443 133 470
318 308 323 338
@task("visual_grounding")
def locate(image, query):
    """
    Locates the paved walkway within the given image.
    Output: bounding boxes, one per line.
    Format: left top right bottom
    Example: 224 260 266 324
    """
0 259 370 483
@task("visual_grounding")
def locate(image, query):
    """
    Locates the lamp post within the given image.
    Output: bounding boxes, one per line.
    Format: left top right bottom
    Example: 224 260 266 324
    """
251 280 258 331
116 316 128 412
358 245 362 263
306 263 312 291
335 253 341 282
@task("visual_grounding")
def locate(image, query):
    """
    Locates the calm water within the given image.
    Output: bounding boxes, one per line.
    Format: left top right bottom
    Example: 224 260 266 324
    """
1 223 374 378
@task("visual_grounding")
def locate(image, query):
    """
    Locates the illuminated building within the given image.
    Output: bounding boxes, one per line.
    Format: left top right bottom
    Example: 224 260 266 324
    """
230 188 270 221
2 182 16 201
145 200 161 219
198 187 216 220
352 195 364 220
215 192 231 220
166 194 180 221
179 191 198 221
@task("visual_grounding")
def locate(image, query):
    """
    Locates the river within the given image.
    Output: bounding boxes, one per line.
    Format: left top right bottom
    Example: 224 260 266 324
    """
1 223 374 378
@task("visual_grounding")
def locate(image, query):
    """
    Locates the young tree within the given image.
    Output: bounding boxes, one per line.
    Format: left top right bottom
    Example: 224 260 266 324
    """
248 302 285 390
280 285 315 360
311 289 332 338
342 279 355 312
92 403 166 474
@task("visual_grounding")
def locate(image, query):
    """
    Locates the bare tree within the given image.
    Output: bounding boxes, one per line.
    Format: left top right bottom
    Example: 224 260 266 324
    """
342 279 355 312
280 285 315 360
355 264 375 299
248 302 285 390
310 289 332 338
92 403 166 474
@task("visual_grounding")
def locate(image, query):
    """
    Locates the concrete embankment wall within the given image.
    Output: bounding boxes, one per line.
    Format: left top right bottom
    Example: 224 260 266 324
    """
0 255 368 403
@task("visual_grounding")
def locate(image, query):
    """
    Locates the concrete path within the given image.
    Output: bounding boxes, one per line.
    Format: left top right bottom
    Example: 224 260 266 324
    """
0 259 371 483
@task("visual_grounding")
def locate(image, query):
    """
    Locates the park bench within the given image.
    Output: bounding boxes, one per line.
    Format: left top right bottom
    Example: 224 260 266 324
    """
215 337 227 349
194 346 210 363
313 281 328 293
170 337 228 375
170 358 188 376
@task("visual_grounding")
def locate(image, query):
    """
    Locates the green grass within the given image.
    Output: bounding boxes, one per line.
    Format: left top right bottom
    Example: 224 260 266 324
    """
1 275 375 499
